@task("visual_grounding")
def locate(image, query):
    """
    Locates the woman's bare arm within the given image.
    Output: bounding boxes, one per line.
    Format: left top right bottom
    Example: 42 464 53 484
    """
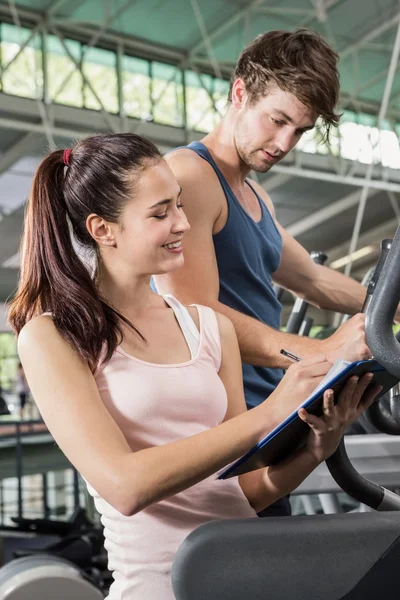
18 315 288 517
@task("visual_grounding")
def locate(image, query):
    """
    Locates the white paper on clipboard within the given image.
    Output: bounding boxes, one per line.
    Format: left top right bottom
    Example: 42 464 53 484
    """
298 359 352 408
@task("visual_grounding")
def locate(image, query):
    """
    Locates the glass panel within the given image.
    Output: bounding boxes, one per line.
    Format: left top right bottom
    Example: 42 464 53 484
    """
1 23 42 99
0 333 18 392
339 122 381 164
152 61 184 127
46 34 83 108
185 70 216 132
83 46 118 114
213 78 229 123
379 129 400 168
122 55 152 120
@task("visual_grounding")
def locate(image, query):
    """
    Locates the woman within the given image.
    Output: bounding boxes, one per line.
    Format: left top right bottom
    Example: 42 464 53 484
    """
8 133 379 599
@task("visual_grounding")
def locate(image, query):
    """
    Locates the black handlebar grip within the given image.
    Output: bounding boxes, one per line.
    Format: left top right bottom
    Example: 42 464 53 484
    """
362 239 392 313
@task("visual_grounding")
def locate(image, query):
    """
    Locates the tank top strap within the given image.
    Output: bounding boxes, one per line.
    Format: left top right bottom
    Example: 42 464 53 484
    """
192 304 222 372
187 142 268 221
187 141 231 192
162 294 200 359
161 295 221 370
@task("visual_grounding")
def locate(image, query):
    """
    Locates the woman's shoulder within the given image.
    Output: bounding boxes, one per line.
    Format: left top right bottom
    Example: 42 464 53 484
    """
190 304 236 344
18 313 56 344
18 314 93 378
213 311 236 343
18 314 66 362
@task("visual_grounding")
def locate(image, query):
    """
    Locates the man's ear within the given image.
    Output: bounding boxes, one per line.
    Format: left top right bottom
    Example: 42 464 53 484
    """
231 78 248 110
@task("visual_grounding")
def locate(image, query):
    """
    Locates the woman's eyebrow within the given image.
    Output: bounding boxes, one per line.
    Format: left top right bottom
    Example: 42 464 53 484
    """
148 188 183 210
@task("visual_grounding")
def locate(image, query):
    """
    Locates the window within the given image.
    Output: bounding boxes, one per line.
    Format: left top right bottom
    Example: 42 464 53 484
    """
82 46 118 113
47 34 83 107
152 61 184 127
122 55 152 120
1 23 42 100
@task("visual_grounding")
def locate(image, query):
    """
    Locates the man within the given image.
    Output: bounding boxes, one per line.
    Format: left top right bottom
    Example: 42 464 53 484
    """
154 29 375 516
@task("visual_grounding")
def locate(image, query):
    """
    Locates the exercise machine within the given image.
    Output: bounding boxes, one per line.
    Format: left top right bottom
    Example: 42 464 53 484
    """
172 227 400 600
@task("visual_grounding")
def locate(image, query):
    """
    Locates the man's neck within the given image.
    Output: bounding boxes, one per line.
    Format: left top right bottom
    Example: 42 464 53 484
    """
201 115 251 189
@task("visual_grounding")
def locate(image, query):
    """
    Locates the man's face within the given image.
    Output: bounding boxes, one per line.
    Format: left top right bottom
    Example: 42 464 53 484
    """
233 84 317 173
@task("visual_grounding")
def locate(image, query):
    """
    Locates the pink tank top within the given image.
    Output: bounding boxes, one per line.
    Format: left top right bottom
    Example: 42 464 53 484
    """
86 297 257 599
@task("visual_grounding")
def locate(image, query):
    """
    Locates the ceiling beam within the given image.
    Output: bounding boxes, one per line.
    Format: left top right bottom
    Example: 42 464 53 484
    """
0 132 36 176
261 173 293 193
189 0 265 57
340 12 400 60
286 188 379 238
326 216 399 262
296 0 343 27
0 3 189 66
255 7 313 18
269 164 400 193
47 0 74 17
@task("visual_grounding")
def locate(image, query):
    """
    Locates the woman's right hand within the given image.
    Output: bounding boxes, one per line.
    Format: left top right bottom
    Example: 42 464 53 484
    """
261 354 333 424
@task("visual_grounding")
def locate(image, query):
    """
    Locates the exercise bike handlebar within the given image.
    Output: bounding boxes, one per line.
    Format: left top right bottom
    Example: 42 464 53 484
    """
362 238 400 434
365 228 400 379
327 227 400 510
326 438 400 510
362 239 392 313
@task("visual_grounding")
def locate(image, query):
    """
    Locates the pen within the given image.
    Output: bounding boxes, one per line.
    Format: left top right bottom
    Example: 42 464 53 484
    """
280 349 302 363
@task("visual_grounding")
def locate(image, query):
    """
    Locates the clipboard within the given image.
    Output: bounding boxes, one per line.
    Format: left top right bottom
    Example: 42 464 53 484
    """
218 359 399 480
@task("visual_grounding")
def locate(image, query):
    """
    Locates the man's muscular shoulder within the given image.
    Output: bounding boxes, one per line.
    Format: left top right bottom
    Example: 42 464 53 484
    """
166 148 213 185
166 148 224 221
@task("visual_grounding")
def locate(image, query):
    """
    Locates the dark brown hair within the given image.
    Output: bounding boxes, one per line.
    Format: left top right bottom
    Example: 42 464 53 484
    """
228 28 340 142
8 133 162 371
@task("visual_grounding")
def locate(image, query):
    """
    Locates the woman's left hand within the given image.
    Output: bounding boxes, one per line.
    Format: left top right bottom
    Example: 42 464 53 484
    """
298 373 382 463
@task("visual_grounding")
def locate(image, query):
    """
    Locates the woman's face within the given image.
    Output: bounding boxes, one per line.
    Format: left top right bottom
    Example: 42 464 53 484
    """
112 159 190 277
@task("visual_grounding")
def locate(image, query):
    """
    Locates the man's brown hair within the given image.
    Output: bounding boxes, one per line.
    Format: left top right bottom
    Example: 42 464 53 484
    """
228 28 340 141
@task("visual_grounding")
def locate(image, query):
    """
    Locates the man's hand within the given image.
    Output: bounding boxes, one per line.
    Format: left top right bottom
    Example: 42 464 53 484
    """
321 314 371 364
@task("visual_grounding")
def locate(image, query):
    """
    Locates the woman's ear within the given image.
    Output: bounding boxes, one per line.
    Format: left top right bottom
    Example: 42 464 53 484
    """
86 214 117 247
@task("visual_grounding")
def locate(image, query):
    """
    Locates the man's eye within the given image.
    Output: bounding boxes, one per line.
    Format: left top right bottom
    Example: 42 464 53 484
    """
272 118 284 126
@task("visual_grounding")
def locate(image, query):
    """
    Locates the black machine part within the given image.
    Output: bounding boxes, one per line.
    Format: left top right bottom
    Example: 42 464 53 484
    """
172 513 400 600
326 438 400 510
325 229 400 510
361 240 400 434
172 230 400 600
299 315 314 337
285 251 328 334
365 229 400 380
389 382 400 425
362 239 392 313
363 392 400 435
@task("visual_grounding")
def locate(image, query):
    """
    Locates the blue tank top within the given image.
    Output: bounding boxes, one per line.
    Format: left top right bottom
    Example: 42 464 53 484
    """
188 141 284 409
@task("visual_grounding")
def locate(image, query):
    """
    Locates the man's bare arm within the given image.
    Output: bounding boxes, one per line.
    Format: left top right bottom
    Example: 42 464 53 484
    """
157 152 369 368
249 180 367 314
275 224 366 314
251 180 400 323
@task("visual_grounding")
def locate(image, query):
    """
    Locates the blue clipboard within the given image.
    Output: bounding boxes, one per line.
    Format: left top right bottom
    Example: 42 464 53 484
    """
218 359 399 480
